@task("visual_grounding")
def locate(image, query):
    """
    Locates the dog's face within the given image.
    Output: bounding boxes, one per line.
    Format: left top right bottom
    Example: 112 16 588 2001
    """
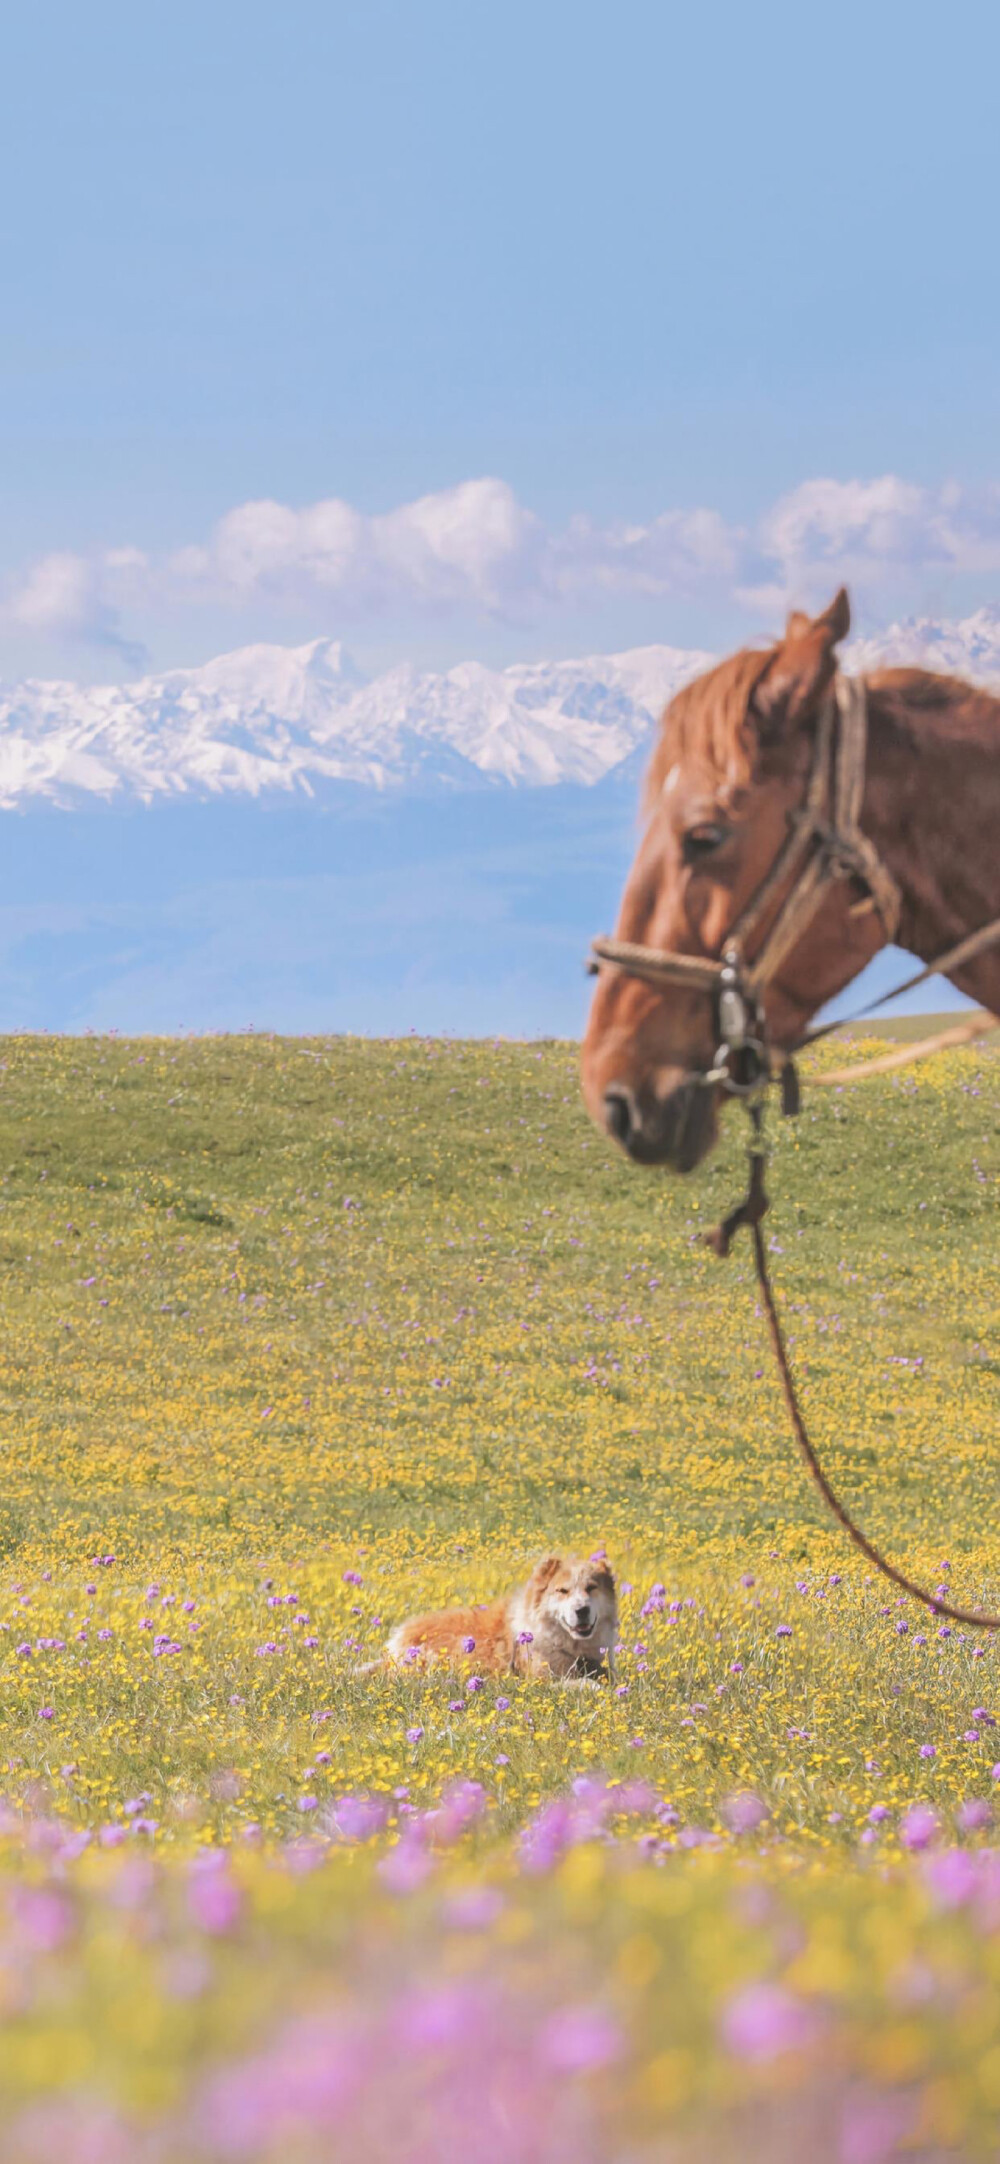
526 1553 617 1648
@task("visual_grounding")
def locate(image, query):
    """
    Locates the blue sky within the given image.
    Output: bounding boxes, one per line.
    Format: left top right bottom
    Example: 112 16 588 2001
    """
3 0 1000 680
0 0 993 1034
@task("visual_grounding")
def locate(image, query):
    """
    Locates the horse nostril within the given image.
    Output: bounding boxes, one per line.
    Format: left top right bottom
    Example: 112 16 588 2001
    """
603 1086 637 1146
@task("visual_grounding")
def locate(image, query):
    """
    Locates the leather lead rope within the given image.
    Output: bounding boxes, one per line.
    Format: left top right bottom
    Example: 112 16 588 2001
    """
707 1113 1000 1633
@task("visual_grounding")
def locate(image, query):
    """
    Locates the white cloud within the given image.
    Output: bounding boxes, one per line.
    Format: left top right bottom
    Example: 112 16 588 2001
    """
6 471 1000 663
4 548 150 668
749 475 1000 605
170 479 548 617
553 505 741 598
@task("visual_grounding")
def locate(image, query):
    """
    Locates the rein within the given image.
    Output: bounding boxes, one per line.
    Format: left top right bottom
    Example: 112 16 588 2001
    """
714 1103 1000 1633
588 668 1000 1627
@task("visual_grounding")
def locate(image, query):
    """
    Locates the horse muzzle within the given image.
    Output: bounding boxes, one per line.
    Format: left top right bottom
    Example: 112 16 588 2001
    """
601 1076 718 1170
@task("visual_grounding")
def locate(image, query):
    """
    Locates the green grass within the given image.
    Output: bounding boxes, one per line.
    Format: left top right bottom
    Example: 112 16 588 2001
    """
0 1028 996 1843
837 1008 991 1041
0 1027 996 1560
0 1031 997 2158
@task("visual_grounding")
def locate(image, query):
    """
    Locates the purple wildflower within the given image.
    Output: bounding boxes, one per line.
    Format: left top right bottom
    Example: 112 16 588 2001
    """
722 1982 821 2062
957 1797 991 1833
334 1795 389 1842
188 1858 243 1935
378 1838 433 1893
540 2005 622 2072
445 1885 505 1931
12 1888 73 1952
900 1804 941 1851
925 1849 979 1909
437 1781 487 1840
722 1791 768 1834
520 1798 574 1873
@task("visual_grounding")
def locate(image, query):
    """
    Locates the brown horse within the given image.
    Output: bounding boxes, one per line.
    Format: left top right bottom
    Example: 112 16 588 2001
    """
581 588 1000 1170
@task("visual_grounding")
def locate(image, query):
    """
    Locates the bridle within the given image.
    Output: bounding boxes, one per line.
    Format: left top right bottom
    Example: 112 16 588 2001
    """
588 672 902 1108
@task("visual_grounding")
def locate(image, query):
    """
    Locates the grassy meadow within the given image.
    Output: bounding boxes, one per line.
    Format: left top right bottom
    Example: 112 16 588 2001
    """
0 1030 999 2160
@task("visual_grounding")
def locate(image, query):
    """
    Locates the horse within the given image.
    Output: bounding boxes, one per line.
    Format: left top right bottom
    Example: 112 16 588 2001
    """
581 587 1000 1171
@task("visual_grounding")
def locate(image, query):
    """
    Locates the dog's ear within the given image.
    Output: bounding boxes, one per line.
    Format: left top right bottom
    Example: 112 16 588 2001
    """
591 1561 616 1600
529 1555 561 1594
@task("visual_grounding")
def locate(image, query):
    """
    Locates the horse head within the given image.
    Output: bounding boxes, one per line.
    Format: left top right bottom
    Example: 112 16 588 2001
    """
581 588 888 1169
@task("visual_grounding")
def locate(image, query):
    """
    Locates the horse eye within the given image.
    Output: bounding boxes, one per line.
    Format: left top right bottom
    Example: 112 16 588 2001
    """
683 823 728 862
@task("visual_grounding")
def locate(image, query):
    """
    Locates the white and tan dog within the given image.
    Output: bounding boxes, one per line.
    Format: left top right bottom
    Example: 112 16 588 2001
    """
382 1553 617 1682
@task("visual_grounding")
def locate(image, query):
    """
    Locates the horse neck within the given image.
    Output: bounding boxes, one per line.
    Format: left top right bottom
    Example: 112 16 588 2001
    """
863 674 1000 1007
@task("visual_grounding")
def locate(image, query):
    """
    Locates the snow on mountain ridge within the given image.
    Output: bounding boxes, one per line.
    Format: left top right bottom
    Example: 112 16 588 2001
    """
0 609 998 810
0 636 712 807
847 606 1000 679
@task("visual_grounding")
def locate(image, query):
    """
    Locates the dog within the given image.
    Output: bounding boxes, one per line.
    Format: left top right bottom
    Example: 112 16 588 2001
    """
381 1553 617 1682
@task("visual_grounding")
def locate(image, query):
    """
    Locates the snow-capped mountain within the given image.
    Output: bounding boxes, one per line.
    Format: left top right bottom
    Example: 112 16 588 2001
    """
0 637 712 808
847 606 1000 679
0 607 998 815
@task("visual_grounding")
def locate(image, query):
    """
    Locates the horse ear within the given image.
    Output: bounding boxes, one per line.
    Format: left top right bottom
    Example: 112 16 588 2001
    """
819 586 851 642
754 587 851 737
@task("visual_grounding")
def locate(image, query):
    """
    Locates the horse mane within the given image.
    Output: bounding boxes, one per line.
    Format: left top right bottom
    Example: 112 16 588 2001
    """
643 650 1000 821
643 645 773 815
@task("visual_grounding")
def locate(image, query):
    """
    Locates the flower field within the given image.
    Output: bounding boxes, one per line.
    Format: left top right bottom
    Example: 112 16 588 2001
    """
0 1030 999 2159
